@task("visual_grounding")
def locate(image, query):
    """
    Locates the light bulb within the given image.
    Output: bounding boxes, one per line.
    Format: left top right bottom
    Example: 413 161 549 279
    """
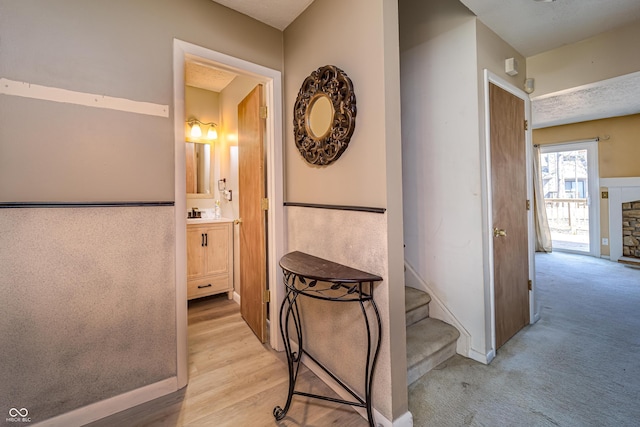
207 128 218 140
190 124 202 138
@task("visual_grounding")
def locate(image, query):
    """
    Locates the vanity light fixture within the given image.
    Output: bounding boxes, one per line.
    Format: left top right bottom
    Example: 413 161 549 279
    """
187 117 218 140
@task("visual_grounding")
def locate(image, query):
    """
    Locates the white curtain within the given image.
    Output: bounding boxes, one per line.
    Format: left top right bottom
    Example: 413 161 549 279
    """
533 145 552 252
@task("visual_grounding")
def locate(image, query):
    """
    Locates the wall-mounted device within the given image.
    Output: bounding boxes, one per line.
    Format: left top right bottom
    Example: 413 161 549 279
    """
505 57 519 76
218 178 233 201
524 78 535 94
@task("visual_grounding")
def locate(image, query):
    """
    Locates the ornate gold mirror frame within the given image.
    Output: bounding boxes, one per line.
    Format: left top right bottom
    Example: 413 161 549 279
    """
293 65 357 166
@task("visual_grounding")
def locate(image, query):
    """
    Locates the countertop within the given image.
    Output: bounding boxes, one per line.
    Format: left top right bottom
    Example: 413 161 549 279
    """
186 217 233 225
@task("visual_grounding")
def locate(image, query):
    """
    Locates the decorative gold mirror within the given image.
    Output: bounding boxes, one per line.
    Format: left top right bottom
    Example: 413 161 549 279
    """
293 65 356 166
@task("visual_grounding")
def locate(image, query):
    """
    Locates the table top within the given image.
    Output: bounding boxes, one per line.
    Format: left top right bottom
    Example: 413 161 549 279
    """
279 251 382 284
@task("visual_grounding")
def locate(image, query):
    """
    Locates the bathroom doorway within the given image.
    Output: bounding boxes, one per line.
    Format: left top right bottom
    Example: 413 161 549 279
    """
173 39 285 388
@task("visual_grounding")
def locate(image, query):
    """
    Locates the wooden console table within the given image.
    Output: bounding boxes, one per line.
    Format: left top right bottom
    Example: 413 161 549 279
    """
273 251 383 426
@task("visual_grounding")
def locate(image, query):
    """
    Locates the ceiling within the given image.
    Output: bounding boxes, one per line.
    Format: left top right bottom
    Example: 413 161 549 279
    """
458 0 640 128
209 0 640 128
212 0 313 30
185 59 237 92
458 0 640 58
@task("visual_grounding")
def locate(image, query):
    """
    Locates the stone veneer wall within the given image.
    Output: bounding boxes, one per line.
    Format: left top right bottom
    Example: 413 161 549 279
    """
622 201 640 258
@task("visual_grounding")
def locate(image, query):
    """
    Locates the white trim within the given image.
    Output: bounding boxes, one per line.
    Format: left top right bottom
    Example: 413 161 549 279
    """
539 140 600 258
601 177 640 262
173 38 286 393
173 40 189 390
404 261 472 360
391 411 414 427
470 348 495 365
600 177 640 188
0 78 169 117
483 70 535 356
32 378 177 427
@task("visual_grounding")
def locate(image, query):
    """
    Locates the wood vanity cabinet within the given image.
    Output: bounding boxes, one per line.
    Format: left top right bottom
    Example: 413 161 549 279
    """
186 221 233 300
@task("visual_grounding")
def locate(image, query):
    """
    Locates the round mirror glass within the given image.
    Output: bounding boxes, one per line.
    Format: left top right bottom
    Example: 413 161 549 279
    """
307 94 334 139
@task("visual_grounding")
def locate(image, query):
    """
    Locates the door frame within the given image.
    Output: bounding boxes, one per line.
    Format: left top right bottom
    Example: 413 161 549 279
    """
539 140 600 257
173 39 285 388
482 70 536 362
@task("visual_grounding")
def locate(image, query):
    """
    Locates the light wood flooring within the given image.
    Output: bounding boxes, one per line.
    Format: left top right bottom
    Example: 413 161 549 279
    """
87 294 367 426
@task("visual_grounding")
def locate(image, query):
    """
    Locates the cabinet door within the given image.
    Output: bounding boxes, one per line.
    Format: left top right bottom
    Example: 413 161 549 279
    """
186 227 205 279
204 225 229 276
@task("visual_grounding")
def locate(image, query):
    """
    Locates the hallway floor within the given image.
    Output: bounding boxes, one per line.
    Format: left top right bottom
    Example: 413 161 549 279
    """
409 252 640 426
87 294 366 426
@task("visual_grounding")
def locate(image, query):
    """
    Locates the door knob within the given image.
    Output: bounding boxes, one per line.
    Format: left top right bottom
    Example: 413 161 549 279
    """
493 228 507 238
234 218 243 225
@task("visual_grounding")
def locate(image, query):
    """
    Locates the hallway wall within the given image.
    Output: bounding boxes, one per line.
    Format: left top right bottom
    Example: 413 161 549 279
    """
284 0 407 423
0 0 283 423
400 0 530 361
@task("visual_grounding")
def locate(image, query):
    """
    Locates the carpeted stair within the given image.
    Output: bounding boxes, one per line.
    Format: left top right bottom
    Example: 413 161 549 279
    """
405 286 459 385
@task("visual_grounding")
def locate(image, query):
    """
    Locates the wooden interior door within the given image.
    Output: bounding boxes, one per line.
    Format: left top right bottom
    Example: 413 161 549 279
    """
490 83 530 349
185 142 197 194
238 84 268 343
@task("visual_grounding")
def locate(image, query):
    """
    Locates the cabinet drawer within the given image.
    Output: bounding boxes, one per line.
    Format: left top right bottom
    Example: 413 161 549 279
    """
187 275 230 299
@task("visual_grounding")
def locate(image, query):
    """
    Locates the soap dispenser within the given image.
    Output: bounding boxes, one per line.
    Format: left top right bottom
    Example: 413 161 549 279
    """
214 200 221 219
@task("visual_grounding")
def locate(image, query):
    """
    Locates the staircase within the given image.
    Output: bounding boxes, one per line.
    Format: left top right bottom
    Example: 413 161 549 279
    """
405 286 459 385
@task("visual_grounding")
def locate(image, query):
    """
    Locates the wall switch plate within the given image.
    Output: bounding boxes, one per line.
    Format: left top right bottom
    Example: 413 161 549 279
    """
602 238 609 246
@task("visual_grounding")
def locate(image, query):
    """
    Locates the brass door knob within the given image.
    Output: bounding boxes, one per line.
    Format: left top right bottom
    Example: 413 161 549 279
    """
493 228 507 238
234 218 243 225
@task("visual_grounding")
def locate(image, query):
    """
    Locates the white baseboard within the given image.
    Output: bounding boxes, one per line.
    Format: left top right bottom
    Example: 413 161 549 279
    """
469 348 495 364
392 410 414 427
233 291 241 305
288 342 412 427
33 377 178 427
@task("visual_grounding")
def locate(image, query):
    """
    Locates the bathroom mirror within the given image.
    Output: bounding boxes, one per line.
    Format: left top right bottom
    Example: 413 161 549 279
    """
186 142 213 197
293 65 357 166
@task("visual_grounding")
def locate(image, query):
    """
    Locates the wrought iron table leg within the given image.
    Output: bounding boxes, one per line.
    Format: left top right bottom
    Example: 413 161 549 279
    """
361 291 382 427
273 287 303 420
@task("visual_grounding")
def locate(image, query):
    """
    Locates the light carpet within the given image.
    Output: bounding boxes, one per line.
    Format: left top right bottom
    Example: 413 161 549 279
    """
409 251 640 427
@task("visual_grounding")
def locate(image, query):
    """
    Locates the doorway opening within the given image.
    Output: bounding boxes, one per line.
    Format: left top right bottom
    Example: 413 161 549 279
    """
539 140 599 256
173 39 285 388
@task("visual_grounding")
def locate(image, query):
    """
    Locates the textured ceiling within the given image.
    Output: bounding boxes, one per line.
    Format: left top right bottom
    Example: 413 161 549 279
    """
212 0 314 30
532 72 640 129
209 0 640 128
185 59 237 93
459 0 640 57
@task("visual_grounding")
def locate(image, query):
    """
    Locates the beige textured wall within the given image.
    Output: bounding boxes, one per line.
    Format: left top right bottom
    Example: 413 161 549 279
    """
284 0 388 208
0 0 283 423
527 20 640 96
284 0 406 421
0 207 175 423
476 21 526 91
533 114 640 178
0 0 282 203
534 114 640 257
185 86 220 146
286 207 392 417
